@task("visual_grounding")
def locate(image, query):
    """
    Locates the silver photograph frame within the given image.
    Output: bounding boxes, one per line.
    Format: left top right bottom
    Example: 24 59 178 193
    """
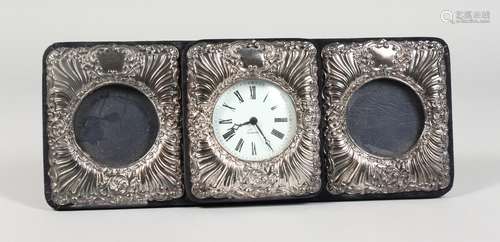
45 44 183 207
322 39 451 195
186 40 322 200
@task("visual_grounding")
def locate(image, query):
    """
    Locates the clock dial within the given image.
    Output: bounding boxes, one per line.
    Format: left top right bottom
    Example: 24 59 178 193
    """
212 79 297 161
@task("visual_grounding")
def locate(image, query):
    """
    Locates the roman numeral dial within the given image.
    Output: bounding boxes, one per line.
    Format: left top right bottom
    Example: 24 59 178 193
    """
212 79 297 162
235 138 244 152
222 129 235 141
274 118 288 122
219 119 232 124
249 85 256 99
234 90 244 103
271 129 285 139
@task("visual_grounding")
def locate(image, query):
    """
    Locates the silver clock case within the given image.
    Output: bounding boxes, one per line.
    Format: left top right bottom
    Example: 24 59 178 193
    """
45 44 183 207
322 39 451 195
187 40 322 200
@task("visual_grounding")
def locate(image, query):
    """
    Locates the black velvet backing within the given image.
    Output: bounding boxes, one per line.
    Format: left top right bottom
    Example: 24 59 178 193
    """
42 37 454 210
73 84 159 168
346 78 425 157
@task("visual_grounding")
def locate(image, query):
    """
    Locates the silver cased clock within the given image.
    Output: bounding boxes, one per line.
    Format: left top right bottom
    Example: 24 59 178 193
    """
45 44 183 208
186 40 322 200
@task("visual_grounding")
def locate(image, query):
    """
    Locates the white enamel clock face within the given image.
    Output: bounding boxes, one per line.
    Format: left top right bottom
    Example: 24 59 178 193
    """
212 79 297 161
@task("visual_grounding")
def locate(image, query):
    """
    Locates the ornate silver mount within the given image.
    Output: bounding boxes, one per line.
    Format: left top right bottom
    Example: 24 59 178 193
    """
187 40 322 200
43 38 453 210
45 44 183 207
322 39 451 195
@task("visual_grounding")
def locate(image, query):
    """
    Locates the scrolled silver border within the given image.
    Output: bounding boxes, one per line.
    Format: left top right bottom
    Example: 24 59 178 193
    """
45 44 183 207
187 40 321 200
322 39 450 195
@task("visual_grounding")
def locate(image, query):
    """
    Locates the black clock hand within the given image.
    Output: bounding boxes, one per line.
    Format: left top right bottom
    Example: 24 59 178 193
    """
254 123 273 151
228 120 251 131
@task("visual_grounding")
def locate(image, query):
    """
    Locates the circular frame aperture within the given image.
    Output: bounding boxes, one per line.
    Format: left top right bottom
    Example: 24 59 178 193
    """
73 84 160 168
345 77 425 158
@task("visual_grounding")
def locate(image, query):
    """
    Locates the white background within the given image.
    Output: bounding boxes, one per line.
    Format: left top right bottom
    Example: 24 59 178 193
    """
0 0 499 241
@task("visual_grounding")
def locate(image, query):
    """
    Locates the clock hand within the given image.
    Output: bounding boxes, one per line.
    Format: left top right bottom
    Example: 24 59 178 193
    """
254 122 273 151
264 139 274 151
228 120 251 131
